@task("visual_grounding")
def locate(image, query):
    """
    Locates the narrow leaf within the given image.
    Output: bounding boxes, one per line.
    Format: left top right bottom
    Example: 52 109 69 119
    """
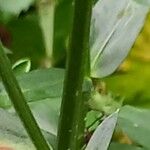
86 110 119 150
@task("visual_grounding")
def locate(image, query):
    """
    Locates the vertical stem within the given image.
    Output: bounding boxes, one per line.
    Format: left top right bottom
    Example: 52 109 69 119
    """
0 42 50 150
57 0 93 149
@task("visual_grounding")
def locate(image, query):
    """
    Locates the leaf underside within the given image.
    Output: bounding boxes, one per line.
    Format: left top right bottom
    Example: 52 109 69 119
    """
90 0 149 78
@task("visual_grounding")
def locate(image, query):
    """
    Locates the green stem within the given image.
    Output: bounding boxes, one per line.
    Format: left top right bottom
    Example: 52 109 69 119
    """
57 0 93 149
0 42 50 150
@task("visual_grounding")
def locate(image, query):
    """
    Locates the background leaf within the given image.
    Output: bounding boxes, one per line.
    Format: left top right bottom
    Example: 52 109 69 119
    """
0 68 64 108
29 97 61 136
134 0 150 6
90 0 149 78
109 143 147 150
118 106 150 149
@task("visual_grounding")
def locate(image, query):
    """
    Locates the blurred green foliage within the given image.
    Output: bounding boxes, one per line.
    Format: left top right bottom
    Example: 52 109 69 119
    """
6 13 45 68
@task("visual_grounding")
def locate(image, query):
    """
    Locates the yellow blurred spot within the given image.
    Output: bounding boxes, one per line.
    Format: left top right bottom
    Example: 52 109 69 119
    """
131 13 150 62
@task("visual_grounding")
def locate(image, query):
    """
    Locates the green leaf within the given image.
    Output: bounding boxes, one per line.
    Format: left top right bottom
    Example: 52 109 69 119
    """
109 143 147 150
85 110 102 131
0 108 55 149
90 0 149 78
12 58 31 75
9 98 59 149
29 97 61 136
29 98 60 149
0 68 64 108
0 68 63 148
118 106 150 149
86 110 119 150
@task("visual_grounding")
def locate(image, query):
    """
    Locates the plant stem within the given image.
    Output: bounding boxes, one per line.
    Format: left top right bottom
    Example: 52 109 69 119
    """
0 42 50 150
57 0 93 149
